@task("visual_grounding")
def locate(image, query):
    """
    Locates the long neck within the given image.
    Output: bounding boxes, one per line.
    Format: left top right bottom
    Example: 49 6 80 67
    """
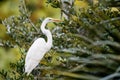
41 21 52 46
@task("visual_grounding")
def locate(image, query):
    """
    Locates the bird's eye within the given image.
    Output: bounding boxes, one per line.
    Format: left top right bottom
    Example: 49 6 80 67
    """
49 19 52 21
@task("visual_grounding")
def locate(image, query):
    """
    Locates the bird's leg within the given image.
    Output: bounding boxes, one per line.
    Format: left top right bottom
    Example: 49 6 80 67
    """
32 65 41 77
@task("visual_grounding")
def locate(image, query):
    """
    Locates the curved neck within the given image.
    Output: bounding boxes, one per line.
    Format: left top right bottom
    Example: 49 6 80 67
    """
41 20 52 46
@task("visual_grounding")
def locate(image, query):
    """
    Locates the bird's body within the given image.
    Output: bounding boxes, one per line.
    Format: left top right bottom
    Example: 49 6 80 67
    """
25 18 61 75
25 38 50 75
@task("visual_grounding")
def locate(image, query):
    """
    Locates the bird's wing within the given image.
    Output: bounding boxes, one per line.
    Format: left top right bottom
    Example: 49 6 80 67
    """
25 38 48 74
25 38 47 62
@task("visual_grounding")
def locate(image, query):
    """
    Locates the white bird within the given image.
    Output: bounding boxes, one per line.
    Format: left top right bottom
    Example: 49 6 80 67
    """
25 17 61 75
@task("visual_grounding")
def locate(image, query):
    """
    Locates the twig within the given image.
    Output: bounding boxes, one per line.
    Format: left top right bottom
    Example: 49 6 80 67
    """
116 66 120 73
91 40 120 48
68 33 93 44
69 64 86 72
27 19 39 33
22 0 27 14
20 0 39 33
99 17 120 24
78 34 93 44
58 47 93 55
100 73 120 80
50 70 100 80
81 19 103 39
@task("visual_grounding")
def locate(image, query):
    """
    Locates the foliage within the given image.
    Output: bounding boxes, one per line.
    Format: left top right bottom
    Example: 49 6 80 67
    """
1 0 120 79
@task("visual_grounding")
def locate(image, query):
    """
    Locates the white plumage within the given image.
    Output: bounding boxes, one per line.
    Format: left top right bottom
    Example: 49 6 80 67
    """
25 18 61 75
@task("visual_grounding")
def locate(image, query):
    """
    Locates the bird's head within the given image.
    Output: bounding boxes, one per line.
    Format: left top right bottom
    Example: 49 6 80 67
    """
44 17 61 23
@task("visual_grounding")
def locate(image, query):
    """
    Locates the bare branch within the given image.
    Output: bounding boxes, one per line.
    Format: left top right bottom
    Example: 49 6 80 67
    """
20 0 39 33
100 73 120 80
99 17 120 24
68 33 94 44
91 40 120 48
27 19 39 33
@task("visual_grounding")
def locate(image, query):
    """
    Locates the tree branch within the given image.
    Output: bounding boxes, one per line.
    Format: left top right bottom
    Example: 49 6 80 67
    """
99 17 120 24
100 73 120 80
91 40 120 48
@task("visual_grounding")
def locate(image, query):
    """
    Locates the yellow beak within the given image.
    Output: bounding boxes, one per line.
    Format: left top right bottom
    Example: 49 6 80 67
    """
52 19 62 22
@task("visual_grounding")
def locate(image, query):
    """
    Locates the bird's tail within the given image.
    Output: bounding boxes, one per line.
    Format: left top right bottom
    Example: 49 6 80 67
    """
25 59 39 75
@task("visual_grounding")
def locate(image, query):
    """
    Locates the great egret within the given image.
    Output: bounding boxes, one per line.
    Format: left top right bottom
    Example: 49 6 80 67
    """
25 17 61 75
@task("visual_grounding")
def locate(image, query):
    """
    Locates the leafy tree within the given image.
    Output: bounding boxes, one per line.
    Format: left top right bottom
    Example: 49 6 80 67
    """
1 0 120 79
